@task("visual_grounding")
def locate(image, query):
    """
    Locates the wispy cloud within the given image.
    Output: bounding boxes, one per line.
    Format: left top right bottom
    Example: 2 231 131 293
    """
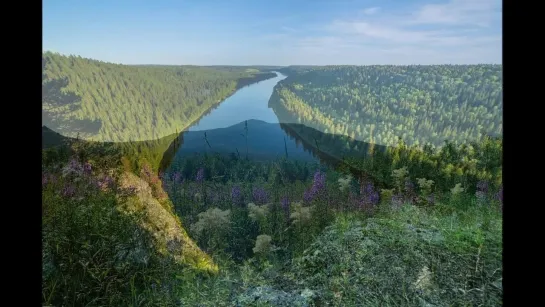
411 0 501 27
281 26 297 33
362 7 380 15
275 0 502 64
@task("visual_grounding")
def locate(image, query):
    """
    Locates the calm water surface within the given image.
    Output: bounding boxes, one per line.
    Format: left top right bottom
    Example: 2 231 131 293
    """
173 72 318 162
188 72 286 131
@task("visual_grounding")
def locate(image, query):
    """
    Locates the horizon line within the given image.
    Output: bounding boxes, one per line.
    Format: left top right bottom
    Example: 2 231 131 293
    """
42 50 502 67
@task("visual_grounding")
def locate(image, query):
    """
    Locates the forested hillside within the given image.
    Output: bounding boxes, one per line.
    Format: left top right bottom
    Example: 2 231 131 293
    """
270 65 502 148
42 52 276 142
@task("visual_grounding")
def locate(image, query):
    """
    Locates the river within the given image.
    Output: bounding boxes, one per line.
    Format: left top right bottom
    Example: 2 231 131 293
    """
159 71 380 184
188 72 287 131
171 72 319 162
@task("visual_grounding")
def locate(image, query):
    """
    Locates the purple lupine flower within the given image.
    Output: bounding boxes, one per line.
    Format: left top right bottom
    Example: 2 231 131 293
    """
195 168 205 183
281 196 290 217
252 187 269 204
368 190 379 206
358 182 379 210
304 170 327 203
62 185 76 198
312 170 326 192
231 186 242 205
63 158 83 177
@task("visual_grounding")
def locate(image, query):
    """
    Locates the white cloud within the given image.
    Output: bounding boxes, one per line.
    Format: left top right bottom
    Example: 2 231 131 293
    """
258 0 501 64
411 0 501 27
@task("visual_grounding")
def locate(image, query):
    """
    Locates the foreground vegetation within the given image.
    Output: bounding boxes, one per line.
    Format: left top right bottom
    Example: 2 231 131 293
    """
42 127 502 305
272 65 502 147
42 52 276 142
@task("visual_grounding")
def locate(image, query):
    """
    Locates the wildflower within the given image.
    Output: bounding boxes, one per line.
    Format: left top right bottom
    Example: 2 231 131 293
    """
42 173 48 187
312 170 326 192
450 183 464 195
290 202 313 225
303 170 327 203
248 203 269 221
62 158 83 177
190 207 231 236
303 189 314 203
231 186 242 205
195 168 205 183
253 234 274 255
359 182 379 210
252 187 269 204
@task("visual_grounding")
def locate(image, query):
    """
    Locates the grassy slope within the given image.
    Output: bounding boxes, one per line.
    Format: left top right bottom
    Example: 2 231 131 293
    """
169 200 502 306
289 204 502 306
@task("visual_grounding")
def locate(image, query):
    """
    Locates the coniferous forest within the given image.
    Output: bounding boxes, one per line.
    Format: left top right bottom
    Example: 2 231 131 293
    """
42 52 276 142
271 65 502 148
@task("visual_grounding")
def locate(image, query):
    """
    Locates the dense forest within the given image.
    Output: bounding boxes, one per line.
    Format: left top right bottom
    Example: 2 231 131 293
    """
42 52 276 142
271 65 502 148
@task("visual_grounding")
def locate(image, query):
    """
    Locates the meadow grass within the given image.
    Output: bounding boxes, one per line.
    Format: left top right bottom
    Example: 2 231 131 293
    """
42 135 502 306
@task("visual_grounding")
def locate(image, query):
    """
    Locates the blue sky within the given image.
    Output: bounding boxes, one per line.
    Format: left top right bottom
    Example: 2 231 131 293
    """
43 0 502 65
